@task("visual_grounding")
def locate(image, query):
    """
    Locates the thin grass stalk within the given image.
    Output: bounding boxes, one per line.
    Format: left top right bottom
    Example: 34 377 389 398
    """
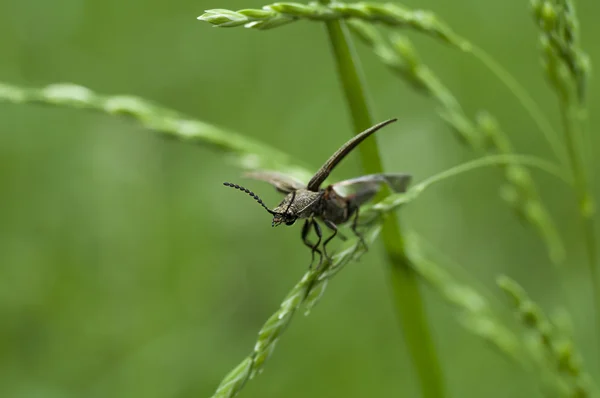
531 0 599 359
0 82 313 182
319 8 445 398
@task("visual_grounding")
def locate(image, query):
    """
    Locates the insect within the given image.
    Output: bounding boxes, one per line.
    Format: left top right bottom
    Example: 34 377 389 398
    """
224 118 411 267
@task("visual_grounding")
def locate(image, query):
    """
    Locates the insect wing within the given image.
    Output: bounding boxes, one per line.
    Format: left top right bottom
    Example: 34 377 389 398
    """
332 173 412 208
306 119 397 192
243 170 305 194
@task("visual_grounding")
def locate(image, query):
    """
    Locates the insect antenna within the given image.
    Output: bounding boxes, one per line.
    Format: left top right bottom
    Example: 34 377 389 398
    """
223 182 277 216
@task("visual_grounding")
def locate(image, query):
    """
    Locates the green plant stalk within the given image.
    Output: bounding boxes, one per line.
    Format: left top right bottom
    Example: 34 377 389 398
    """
559 97 600 349
322 16 445 398
530 0 600 366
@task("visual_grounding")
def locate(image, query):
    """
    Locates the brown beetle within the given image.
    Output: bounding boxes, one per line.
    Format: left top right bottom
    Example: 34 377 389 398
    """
224 119 411 267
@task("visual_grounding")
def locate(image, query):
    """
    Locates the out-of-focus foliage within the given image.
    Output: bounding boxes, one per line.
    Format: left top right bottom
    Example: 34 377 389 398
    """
1 1 599 398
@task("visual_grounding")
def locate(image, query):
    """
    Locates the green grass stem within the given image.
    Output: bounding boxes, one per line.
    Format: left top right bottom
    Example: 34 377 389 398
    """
320 11 445 398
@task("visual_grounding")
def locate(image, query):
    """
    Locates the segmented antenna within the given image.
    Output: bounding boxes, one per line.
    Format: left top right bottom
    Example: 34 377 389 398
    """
223 182 276 215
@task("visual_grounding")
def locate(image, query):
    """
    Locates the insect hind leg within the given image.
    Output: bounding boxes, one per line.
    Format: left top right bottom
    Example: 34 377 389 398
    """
350 206 368 252
301 218 323 268
322 219 340 262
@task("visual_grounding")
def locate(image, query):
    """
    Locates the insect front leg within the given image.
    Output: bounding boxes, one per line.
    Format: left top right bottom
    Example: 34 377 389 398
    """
301 218 322 268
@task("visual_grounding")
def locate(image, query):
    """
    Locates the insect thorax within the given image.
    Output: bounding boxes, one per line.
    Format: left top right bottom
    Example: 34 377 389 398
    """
274 189 322 219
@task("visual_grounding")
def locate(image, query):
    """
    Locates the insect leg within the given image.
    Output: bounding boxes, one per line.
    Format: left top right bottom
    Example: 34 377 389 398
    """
301 218 322 268
322 219 339 261
350 206 368 251
312 220 324 268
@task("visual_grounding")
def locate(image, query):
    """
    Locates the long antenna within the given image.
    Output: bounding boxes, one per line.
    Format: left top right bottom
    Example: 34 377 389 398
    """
223 182 277 215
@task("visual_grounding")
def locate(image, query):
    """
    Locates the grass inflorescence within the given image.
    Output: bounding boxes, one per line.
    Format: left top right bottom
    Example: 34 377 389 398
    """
531 0 599 357
532 0 590 103
199 2 467 48
0 82 312 182
347 20 565 263
407 233 524 365
498 276 596 397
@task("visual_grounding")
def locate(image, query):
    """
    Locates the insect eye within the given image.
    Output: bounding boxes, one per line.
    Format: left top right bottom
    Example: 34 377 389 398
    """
285 219 296 226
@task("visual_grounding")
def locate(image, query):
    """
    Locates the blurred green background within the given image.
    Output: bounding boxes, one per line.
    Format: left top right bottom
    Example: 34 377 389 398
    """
1 0 599 397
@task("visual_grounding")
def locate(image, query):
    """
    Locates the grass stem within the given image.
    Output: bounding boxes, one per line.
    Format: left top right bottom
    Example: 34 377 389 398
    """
322 15 445 398
559 97 600 360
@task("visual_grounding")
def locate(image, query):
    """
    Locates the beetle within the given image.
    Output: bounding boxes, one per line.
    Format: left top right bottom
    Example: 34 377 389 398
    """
224 118 411 267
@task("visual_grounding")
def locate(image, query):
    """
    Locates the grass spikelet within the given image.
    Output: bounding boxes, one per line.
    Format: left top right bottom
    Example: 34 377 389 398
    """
209 218 383 398
406 234 523 363
530 0 594 223
0 82 313 183
498 276 596 397
198 2 467 48
477 113 564 263
531 0 599 352
531 0 590 103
